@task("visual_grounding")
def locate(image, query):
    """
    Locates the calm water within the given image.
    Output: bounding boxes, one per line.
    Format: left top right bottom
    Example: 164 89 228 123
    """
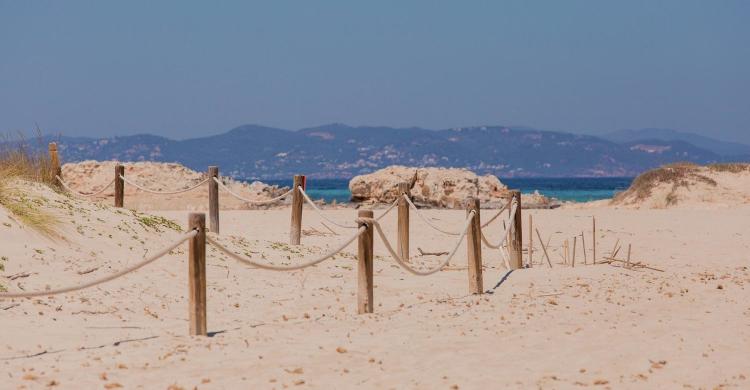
260 177 633 203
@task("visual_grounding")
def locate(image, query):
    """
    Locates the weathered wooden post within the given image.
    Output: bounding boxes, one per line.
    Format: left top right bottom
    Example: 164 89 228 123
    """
48 142 61 179
114 164 124 208
188 213 207 336
208 166 219 233
357 209 374 314
289 174 305 245
397 182 410 262
465 197 483 294
508 190 523 269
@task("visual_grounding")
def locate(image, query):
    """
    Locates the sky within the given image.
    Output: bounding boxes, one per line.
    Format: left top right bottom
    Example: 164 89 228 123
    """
1 1 749 142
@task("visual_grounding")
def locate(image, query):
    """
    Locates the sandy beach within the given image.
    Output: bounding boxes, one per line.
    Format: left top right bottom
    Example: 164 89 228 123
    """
1 185 748 389
5 3 749 388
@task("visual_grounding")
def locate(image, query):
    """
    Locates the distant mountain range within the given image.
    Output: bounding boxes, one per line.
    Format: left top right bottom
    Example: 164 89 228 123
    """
603 128 750 157
34 124 750 179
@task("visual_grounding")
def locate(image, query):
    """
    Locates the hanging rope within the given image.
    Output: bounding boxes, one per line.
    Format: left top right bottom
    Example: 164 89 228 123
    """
56 176 115 197
120 175 209 195
0 230 197 299
402 194 463 235
206 227 365 271
480 199 512 228
480 202 517 249
299 187 397 229
213 177 294 204
359 210 475 276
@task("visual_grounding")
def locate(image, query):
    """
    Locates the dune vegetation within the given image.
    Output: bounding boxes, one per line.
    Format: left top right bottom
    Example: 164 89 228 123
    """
0 135 61 237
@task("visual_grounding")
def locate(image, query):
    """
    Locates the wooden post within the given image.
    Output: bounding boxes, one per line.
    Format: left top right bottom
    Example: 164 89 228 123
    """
114 164 124 208
572 236 577 267
528 214 533 268
357 209 374 314
188 213 207 336
465 197 483 294
48 142 61 179
508 190 523 269
208 166 219 234
290 175 305 245
592 216 597 264
397 182 410 262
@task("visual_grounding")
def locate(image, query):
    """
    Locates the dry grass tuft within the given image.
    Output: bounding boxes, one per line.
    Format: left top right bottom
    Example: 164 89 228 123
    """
613 162 718 204
0 133 58 187
707 163 750 174
0 134 61 237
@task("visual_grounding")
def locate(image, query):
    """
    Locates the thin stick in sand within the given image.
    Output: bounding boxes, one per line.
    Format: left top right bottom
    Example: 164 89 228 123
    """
572 236 577 267
417 248 449 256
611 239 621 259
581 232 587 265
626 243 632 268
603 257 664 272
528 214 533 268
320 222 339 235
592 216 597 264
535 228 553 268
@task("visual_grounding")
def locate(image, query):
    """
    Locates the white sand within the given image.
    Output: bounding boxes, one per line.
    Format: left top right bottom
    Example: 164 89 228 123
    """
1 186 749 389
60 161 292 210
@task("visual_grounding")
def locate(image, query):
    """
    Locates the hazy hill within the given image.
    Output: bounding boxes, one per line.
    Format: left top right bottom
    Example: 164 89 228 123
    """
35 124 748 179
605 128 750 157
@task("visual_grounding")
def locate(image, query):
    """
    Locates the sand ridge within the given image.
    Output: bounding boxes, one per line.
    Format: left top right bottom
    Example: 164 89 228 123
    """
60 160 292 210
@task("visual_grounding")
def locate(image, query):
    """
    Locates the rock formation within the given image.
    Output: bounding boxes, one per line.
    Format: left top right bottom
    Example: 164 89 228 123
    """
349 166 556 208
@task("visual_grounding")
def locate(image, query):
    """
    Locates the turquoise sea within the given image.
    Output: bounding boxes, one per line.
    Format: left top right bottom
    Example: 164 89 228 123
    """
262 177 634 203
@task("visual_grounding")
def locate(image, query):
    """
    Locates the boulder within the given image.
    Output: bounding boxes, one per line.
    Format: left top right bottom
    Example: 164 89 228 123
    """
349 166 510 208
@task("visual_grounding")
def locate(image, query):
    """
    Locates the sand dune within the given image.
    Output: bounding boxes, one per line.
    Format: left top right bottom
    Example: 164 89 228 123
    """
0 178 748 389
60 160 292 210
611 163 750 209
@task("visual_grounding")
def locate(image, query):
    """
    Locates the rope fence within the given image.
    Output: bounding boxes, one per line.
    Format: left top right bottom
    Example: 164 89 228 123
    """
214 177 294 204
206 227 366 271
5 142 528 335
120 175 210 195
0 229 197 299
8 143 643 338
363 211 475 276
56 175 115 197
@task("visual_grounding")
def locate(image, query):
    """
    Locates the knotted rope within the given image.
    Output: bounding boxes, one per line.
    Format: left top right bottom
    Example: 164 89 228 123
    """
0 230 197 299
206 227 365 271
213 177 294 204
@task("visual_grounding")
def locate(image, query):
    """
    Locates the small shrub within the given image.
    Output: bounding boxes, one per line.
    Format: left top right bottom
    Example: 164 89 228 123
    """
136 214 182 232
708 163 750 174
0 133 60 236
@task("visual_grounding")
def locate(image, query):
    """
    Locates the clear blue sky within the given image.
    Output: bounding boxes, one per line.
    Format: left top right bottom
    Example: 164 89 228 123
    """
1 1 748 142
